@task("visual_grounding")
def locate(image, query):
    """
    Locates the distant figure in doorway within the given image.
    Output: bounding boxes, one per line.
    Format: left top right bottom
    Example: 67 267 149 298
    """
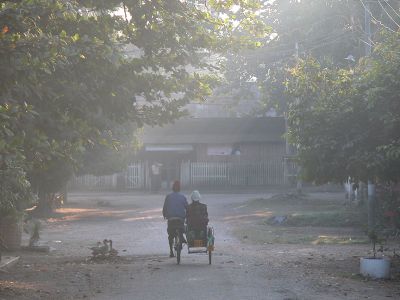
162 180 188 257
350 182 357 201
186 190 209 246
151 161 162 192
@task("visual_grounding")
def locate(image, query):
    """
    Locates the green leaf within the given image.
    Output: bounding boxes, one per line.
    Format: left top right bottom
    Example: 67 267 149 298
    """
60 30 67 38
72 33 80 42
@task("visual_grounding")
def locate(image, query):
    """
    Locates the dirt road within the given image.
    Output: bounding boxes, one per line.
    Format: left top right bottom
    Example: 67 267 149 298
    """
1 191 399 299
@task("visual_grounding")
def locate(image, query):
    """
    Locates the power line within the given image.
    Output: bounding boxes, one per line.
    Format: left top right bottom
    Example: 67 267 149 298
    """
383 0 400 19
378 0 400 28
263 30 353 55
359 38 376 48
260 35 358 67
364 1 372 55
306 33 355 52
357 37 400 56
354 27 376 49
359 0 397 33
302 31 354 49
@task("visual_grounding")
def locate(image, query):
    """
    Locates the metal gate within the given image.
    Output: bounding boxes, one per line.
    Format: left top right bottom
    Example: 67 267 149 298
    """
180 161 285 187
69 174 118 190
126 161 148 189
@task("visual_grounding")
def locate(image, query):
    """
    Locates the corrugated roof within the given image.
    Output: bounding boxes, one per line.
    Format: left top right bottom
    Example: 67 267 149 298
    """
142 117 285 144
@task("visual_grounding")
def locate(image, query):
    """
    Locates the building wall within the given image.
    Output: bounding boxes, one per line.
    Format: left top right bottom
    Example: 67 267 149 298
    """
194 142 285 163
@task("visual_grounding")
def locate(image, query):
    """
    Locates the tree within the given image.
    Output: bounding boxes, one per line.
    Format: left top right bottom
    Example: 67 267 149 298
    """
76 121 139 176
0 0 269 212
216 0 365 114
220 0 400 116
285 30 400 184
0 104 36 216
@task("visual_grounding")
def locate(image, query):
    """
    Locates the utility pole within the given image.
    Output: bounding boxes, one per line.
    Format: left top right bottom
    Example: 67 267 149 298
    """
364 1 375 231
368 181 376 231
294 40 302 194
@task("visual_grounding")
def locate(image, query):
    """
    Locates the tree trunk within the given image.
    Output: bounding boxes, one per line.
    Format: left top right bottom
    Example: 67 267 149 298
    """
61 183 68 204
0 216 22 250
296 166 302 194
37 190 54 214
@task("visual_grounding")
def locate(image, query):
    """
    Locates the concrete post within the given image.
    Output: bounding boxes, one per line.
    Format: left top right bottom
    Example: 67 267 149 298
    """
368 181 376 231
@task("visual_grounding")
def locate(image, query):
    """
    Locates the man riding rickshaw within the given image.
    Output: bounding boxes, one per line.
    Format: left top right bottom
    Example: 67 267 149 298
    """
163 184 214 264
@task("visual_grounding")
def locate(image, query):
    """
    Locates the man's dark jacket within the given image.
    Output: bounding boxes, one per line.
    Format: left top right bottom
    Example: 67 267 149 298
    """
162 192 188 219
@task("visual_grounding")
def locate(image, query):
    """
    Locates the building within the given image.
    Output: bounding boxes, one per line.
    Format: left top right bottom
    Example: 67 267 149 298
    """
136 116 289 189
70 116 296 190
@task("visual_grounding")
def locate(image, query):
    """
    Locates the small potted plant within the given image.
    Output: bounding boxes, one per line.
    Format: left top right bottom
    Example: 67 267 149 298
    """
360 230 391 279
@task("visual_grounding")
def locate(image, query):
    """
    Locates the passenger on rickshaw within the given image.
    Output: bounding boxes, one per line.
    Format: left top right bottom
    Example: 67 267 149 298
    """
186 190 209 246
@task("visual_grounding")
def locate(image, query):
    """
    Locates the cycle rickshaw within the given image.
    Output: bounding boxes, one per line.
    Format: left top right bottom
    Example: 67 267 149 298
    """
173 225 215 265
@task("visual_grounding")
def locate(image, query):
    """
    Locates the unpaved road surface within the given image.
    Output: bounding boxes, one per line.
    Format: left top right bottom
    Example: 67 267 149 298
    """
1 191 400 299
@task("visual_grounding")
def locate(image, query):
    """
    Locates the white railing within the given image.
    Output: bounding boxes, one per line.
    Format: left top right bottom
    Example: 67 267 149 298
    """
181 161 285 187
71 160 289 190
70 162 149 190
126 161 148 189
190 162 229 186
69 174 118 190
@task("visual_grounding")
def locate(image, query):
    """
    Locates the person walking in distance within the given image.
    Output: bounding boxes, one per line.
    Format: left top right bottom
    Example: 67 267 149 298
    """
151 161 162 192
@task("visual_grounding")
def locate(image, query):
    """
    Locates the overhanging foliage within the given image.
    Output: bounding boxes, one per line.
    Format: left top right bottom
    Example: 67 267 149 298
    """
0 0 269 212
286 31 400 184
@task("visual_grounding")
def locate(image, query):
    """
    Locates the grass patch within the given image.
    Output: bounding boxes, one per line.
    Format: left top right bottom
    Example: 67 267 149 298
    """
232 192 369 245
312 235 368 245
234 226 368 245
282 211 365 227
253 193 368 228
234 227 316 244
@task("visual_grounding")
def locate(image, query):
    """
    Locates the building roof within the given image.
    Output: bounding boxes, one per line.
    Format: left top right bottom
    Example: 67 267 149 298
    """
142 117 285 144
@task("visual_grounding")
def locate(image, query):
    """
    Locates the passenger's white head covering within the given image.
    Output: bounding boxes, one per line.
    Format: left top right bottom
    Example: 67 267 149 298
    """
190 190 201 202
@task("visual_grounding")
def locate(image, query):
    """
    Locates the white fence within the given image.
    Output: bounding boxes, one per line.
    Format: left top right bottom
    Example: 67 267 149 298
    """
126 161 149 189
69 174 118 190
70 162 148 190
283 157 298 185
181 161 285 187
70 160 291 190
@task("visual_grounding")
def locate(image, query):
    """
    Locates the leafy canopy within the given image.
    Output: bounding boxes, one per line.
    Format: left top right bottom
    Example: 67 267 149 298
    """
286 30 400 184
0 0 269 211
